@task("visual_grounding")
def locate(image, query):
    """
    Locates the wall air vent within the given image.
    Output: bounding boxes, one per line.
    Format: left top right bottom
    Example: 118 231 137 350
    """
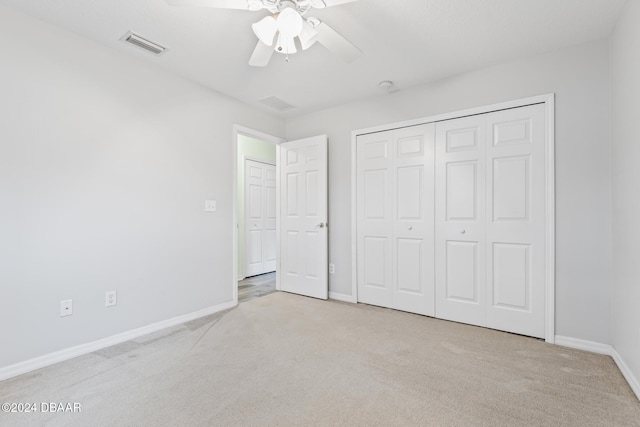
259 96 296 112
120 31 167 56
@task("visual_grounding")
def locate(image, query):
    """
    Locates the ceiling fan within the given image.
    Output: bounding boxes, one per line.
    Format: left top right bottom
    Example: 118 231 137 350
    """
166 0 362 66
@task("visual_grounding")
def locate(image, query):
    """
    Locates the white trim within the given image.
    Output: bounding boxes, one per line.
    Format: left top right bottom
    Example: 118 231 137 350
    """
554 335 613 355
350 94 556 341
329 292 357 303
350 129 359 301
243 156 276 167
611 348 640 401
353 94 555 136
555 335 640 401
0 300 236 382
544 94 556 344
275 144 282 291
232 126 285 301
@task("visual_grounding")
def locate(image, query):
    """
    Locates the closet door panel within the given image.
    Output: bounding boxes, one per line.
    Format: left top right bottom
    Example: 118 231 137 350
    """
435 115 487 327
357 124 435 316
392 125 435 316
486 104 546 338
357 132 393 308
264 165 277 272
245 160 276 277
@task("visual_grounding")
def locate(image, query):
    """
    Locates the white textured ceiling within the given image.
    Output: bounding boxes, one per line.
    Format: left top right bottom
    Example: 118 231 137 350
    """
0 0 627 117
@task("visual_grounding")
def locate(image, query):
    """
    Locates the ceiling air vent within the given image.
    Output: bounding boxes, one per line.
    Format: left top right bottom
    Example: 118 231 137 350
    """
121 31 167 56
259 96 296 112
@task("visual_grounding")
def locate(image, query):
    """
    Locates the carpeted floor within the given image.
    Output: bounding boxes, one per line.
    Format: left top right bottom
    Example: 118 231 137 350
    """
1 292 639 426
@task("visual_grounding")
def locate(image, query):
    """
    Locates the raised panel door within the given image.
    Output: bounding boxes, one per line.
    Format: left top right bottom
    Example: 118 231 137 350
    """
280 136 328 300
392 125 435 316
357 124 435 315
244 160 275 278
486 104 546 338
435 115 487 327
357 132 393 308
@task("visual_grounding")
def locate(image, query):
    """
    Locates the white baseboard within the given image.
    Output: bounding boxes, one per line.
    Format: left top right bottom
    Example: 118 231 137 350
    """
554 335 613 355
329 292 357 303
610 348 640 401
555 335 640 401
0 300 237 382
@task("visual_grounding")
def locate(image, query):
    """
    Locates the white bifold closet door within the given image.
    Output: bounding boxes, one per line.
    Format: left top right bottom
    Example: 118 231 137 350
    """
244 159 277 277
356 124 435 316
435 103 546 338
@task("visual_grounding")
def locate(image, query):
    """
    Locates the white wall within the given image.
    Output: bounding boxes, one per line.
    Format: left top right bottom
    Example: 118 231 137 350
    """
0 6 284 368
287 40 612 344
611 0 640 391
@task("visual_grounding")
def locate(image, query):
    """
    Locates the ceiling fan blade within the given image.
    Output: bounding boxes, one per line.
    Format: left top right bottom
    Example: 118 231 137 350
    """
315 22 361 63
311 0 358 8
165 0 255 10
249 41 275 67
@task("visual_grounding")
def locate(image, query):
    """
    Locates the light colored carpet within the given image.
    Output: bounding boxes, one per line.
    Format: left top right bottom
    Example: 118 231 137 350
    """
1 292 639 426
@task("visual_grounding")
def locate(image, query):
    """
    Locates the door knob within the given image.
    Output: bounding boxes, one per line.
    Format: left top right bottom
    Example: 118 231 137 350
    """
317 222 325 228
460 229 466 234
408 226 413 231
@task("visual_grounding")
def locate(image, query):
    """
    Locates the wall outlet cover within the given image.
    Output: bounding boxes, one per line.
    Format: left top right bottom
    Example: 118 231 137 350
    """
105 291 117 307
60 299 73 317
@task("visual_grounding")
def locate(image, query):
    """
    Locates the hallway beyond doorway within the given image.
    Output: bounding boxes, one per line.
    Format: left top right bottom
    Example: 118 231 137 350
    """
238 272 276 303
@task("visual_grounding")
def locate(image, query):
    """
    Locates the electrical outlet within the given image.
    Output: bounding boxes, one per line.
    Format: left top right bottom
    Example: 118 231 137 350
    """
105 291 117 307
329 263 335 274
60 299 73 317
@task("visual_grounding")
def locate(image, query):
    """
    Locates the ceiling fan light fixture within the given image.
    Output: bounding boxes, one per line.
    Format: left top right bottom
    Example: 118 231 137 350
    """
298 20 319 50
247 0 264 11
277 7 303 38
252 15 278 46
275 33 297 54
310 0 327 8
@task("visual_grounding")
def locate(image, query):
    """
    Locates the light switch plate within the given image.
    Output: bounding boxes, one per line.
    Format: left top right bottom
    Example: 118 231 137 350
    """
205 200 216 212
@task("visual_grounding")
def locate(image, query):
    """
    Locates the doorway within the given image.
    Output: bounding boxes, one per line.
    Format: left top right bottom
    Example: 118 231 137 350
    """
234 127 283 304
232 126 330 304
238 272 276 303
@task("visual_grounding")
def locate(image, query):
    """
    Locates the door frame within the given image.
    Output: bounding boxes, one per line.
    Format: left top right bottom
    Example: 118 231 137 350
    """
243 157 276 279
233 125 285 305
350 94 556 343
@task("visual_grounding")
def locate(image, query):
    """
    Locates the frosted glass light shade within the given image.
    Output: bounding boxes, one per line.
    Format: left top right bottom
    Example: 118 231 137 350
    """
277 7 303 38
275 33 297 54
252 15 278 46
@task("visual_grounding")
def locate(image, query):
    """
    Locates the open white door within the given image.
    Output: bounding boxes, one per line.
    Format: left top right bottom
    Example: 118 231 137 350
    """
279 135 328 300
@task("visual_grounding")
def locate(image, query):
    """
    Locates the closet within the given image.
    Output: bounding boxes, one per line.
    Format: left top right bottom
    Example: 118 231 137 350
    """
356 124 435 316
244 159 277 277
356 103 547 338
